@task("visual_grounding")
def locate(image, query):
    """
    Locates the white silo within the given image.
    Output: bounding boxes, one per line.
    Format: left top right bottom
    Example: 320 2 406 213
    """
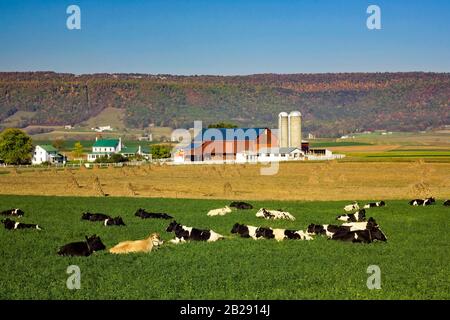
278 112 289 148
288 111 302 148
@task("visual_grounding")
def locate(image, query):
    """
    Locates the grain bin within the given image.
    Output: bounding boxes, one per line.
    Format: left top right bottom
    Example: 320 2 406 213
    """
288 111 302 148
278 112 289 148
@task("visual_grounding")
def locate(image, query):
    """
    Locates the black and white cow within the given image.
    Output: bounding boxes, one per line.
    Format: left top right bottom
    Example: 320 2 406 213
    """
444 200 450 206
1 208 24 217
104 216 126 226
255 227 312 241
409 197 436 206
229 201 253 210
256 208 296 221
343 202 359 213
2 218 41 230
230 223 261 240
134 208 173 220
336 209 366 222
57 235 106 257
307 224 351 238
166 221 224 244
81 212 112 221
363 201 385 209
330 225 387 243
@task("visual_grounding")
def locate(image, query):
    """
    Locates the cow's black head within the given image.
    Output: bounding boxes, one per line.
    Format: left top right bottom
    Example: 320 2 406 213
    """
135 208 145 216
379 201 385 206
166 220 180 232
113 216 126 226
85 235 106 252
14 209 24 217
231 223 241 234
371 228 387 242
81 212 92 220
2 218 15 229
427 197 436 204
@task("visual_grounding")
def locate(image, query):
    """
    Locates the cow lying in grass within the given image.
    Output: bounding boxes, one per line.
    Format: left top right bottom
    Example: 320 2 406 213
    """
308 218 379 238
58 235 106 257
230 201 253 210
330 225 387 243
104 217 126 226
134 208 173 220
166 221 224 244
363 201 385 209
109 233 163 254
256 208 296 221
343 202 359 213
81 212 111 221
444 200 450 206
207 206 232 216
255 227 313 241
409 197 436 206
336 209 366 222
2 218 41 230
1 208 24 217
230 223 261 240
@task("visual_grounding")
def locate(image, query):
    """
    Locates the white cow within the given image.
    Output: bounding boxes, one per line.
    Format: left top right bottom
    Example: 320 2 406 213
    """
207 206 232 216
255 208 296 221
343 201 359 213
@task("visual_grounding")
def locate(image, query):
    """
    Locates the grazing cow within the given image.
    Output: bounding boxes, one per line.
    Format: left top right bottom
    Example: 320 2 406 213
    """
229 201 253 210
230 223 261 240
343 202 359 213
134 208 173 220
331 226 387 243
409 197 436 206
0 208 24 217
81 212 112 221
104 216 126 226
207 206 232 216
255 208 296 221
166 221 224 244
336 209 366 222
57 235 106 257
256 227 312 241
109 233 163 254
363 201 385 209
2 218 41 230
444 200 450 206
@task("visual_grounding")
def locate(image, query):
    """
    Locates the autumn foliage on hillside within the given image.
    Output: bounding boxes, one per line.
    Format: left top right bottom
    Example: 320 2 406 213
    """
0 72 448 136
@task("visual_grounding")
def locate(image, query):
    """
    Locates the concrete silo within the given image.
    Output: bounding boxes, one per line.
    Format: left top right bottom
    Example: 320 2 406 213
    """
288 111 302 148
278 112 289 148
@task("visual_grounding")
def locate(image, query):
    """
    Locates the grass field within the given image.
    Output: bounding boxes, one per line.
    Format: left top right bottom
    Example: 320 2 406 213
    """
0 195 449 299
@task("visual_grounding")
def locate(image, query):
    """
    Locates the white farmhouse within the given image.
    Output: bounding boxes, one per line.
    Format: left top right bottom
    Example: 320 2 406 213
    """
32 145 66 165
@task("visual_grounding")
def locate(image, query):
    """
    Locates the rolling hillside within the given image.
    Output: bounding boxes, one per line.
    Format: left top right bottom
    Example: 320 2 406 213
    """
0 72 449 137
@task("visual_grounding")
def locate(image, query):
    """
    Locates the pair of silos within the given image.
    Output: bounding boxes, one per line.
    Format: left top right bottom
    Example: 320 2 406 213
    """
278 111 302 148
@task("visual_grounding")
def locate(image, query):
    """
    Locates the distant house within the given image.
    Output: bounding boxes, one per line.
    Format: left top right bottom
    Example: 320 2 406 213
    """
32 145 66 165
91 126 113 132
87 138 150 162
64 125 73 130
138 134 153 142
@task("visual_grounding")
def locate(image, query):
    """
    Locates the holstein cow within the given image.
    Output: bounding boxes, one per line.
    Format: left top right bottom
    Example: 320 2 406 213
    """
307 224 351 238
363 201 386 209
444 200 450 206
341 217 379 231
104 216 126 226
229 202 253 210
256 227 313 241
207 206 232 216
230 223 261 240
109 233 163 254
256 208 296 221
0 208 24 217
134 208 173 220
166 221 224 244
336 209 366 222
343 202 359 213
57 235 106 257
81 212 112 221
409 197 436 206
331 225 387 243
2 218 41 230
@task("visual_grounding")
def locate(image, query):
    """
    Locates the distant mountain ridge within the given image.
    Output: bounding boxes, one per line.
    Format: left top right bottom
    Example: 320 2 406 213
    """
0 72 449 136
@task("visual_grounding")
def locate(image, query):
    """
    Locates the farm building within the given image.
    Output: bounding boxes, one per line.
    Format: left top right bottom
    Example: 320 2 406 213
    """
87 138 150 162
32 145 66 165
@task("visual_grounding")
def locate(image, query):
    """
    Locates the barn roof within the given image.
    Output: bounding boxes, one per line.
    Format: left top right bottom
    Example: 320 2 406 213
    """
38 145 58 152
93 139 120 148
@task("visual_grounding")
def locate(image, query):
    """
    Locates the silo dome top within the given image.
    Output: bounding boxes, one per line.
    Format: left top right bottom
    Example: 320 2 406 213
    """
278 112 289 117
289 111 302 117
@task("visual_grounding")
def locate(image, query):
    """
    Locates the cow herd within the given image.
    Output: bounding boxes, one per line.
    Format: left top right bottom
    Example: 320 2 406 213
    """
1 197 449 256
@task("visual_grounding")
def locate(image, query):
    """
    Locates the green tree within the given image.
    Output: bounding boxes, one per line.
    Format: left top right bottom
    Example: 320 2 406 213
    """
208 122 238 129
52 139 65 150
150 144 172 159
72 142 84 159
0 128 33 165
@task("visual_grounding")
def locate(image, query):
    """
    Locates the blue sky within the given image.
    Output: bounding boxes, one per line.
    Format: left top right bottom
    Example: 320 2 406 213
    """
0 0 449 74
